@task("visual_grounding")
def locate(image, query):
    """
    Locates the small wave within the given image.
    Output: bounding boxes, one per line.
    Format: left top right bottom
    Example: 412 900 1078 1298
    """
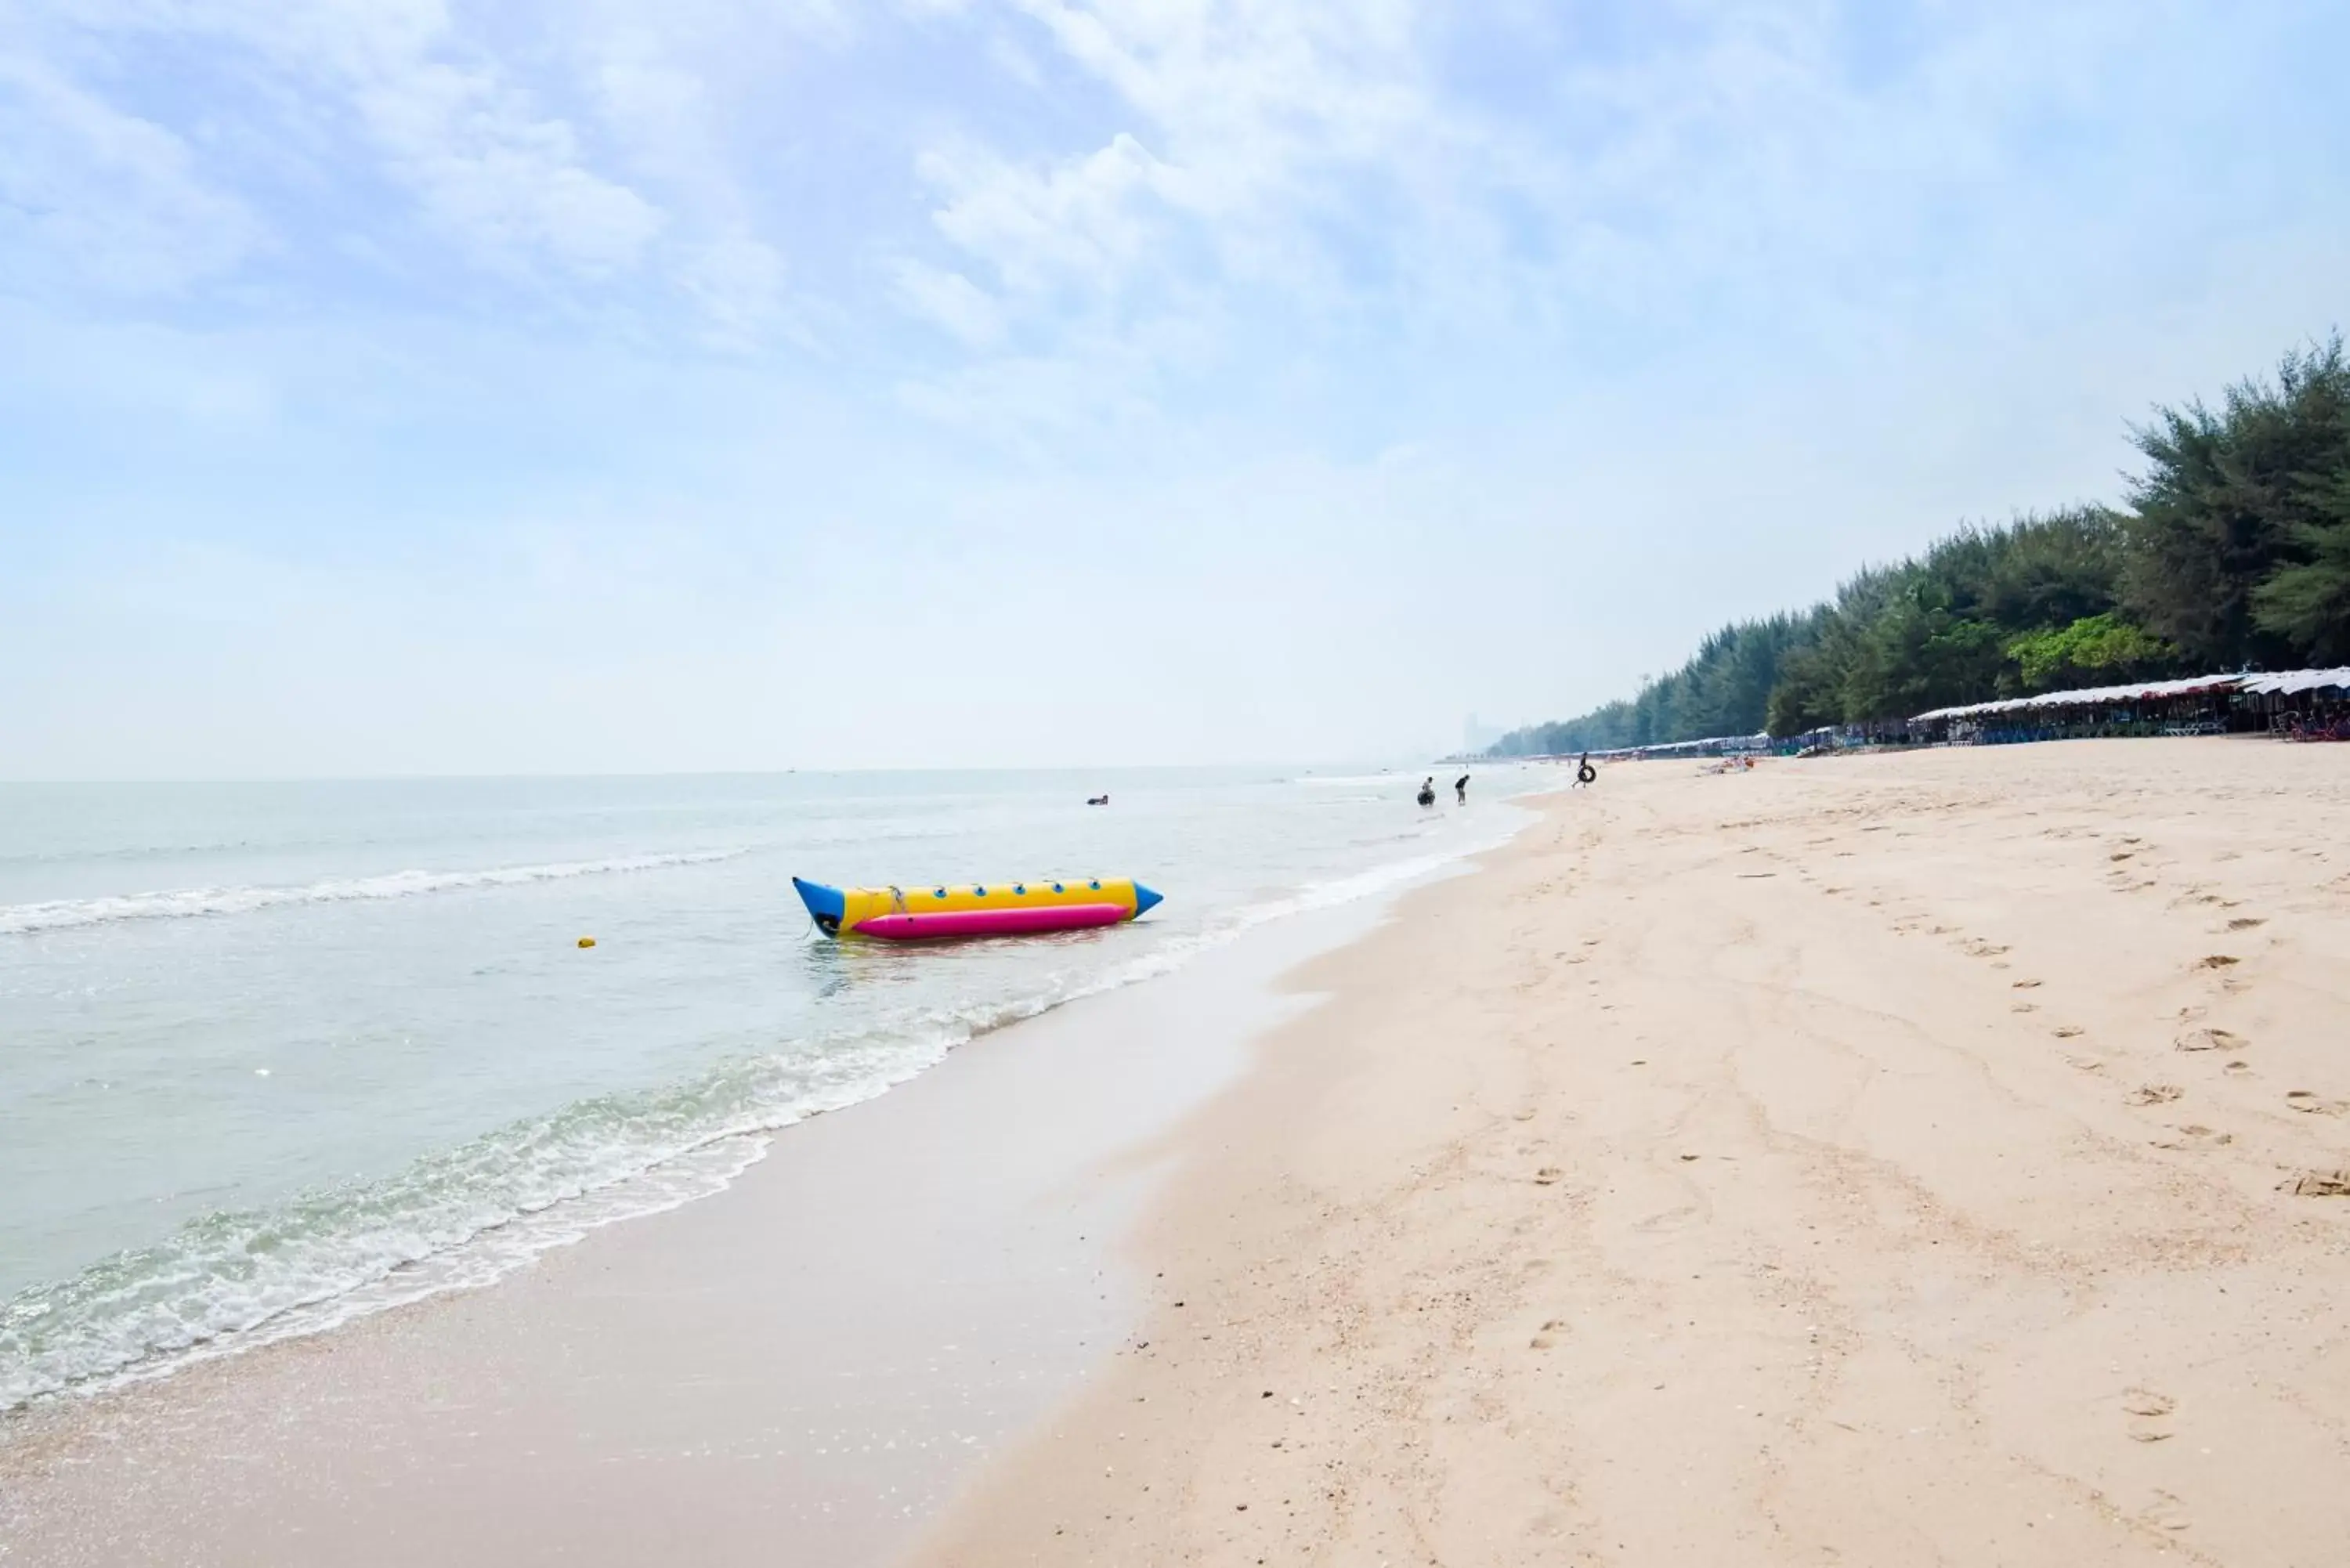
0 810 1531 1414
992 815 1528 1032
0 851 747 938
0 1017 970 1412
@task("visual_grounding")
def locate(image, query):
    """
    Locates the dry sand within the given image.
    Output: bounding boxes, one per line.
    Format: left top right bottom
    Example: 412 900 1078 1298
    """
912 739 2350 1567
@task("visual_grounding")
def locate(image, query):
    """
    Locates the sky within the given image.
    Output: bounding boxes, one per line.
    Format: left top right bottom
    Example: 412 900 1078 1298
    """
2 0 2347 776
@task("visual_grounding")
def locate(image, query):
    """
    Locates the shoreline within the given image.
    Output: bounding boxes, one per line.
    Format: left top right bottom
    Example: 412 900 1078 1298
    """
909 738 2350 1566
0 771 1532 1418
0 844 1472 1566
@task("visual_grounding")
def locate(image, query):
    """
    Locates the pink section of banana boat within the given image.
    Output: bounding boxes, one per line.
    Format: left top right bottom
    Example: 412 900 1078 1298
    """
851 903 1130 941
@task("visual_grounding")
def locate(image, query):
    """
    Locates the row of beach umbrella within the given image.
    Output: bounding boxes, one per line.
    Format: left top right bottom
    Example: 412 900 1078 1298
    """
1913 667 2350 723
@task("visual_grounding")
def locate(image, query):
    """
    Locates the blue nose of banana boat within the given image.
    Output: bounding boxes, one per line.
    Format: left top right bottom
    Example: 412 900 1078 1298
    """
1133 883 1162 918
792 876 846 934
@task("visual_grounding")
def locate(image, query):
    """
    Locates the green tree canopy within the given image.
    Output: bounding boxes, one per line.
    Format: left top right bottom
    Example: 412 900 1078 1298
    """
2122 334 2350 667
1491 335 2349 755
2250 467 2350 660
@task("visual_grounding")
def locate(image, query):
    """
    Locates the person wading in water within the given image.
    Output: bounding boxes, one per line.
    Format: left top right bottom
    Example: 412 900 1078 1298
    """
1454 774 1470 804
1416 777 1437 807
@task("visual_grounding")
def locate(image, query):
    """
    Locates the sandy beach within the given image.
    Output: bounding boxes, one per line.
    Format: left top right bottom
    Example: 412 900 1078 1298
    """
913 739 2350 1566
7 739 2350 1566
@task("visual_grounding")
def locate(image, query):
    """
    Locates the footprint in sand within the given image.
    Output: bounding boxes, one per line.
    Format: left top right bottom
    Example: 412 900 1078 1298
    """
2138 1489 2193 1532
2123 1388 2177 1443
1530 1318 1566 1349
2053 1025 2085 1039
2012 979 2043 990
2197 955 2241 970
1533 1167 1564 1186
2124 1085 2184 1107
2011 1002 2039 1013
2151 1125 2232 1151
2285 1169 2350 1197
2226 917 2266 931
2067 1055 2106 1072
2175 1028 2244 1053
2224 1059 2254 1077
2286 1091 2348 1117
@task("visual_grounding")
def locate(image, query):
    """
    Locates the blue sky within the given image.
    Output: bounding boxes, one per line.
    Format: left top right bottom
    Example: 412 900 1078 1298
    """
3 0 2346 775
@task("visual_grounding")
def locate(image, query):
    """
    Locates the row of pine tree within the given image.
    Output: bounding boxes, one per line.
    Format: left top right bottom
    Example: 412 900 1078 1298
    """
1494 336 2350 754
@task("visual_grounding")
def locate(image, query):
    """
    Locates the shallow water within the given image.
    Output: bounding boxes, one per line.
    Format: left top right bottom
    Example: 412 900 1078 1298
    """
0 765 1538 1412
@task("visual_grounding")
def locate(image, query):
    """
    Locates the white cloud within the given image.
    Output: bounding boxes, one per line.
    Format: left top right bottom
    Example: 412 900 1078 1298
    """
920 132 1174 298
881 0 2224 436
891 259 1006 347
5 1 703 294
352 61 665 276
0 51 259 294
917 0 1443 294
884 0 1466 424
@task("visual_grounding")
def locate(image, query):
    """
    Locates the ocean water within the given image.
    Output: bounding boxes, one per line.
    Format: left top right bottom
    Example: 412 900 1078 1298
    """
0 766 1538 1414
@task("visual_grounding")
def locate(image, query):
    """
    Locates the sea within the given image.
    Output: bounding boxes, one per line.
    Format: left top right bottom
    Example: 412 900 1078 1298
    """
0 765 1541 1417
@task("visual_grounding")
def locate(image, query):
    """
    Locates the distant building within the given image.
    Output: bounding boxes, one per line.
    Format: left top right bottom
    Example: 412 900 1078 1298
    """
1462 713 1506 754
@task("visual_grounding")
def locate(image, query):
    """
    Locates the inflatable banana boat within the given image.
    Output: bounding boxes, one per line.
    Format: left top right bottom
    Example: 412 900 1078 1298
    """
793 876 1163 941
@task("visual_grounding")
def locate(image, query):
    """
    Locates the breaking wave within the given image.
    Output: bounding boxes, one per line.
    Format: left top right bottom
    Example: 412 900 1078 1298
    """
0 851 747 937
1 814 1525 1414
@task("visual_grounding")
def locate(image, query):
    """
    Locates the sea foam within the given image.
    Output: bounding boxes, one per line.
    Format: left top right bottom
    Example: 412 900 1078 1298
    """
0 851 745 937
0 797 1531 1414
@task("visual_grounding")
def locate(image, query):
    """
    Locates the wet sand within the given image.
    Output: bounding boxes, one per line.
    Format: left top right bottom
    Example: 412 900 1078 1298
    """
0 897 1399 1566
911 739 2350 1566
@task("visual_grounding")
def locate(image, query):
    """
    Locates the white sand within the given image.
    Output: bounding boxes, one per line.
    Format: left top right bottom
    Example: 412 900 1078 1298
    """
912 739 2350 1566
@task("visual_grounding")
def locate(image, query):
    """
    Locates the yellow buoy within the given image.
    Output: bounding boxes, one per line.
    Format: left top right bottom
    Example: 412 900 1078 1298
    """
577 936 597 948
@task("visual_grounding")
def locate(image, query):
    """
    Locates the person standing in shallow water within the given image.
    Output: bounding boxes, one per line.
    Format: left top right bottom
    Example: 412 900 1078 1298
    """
1454 774 1469 804
1416 777 1437 807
